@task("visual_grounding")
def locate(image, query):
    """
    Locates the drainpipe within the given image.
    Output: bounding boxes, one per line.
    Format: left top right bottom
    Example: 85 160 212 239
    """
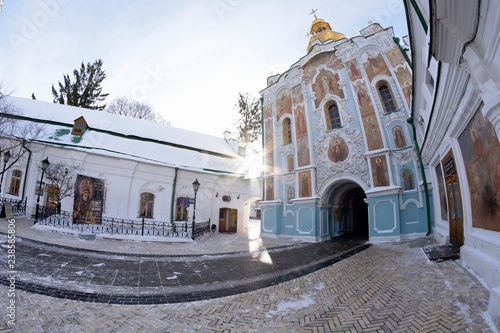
404 0 432 236
170 167 178 228
407 118 431 236
21 139 32 200
260 96 265 201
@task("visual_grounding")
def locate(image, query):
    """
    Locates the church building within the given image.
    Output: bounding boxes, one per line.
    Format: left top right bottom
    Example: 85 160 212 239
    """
260 16 424 242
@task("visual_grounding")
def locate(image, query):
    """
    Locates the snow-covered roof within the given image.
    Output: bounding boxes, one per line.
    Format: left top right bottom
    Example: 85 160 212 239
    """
3 96 247 175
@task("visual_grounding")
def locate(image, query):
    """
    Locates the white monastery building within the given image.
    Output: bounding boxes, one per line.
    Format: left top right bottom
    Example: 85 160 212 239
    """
0 96 262 234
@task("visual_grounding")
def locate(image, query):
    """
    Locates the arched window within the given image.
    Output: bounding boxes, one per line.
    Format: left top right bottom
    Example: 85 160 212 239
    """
8 169 22 196
282 118 292 145
287 155 294 172
140 192 155 218
287 188 295 204
325 102 341 130
378 82 397 113
402 169 415 191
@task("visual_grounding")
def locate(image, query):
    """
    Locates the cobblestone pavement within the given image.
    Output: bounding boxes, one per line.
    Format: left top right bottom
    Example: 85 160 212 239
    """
0 218 497 332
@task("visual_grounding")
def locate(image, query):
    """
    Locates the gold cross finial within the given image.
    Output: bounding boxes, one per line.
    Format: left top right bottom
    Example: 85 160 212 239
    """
310 9 318 20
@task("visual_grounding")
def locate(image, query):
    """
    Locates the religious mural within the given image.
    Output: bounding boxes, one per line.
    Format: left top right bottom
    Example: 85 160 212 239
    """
294 106 307 138
276 89 292 121
435 163 448 221
458 110 500 232
354 82 384 151
73 175 104 224
264 116 274 174
312 70 344 109
385 48 405 67
287 154 294 172
265 178 274 201
298 170 312 198
370 156 390 187
395 67 412 108
292 84 304 106
392 126 407 148
360 50 391 82
297 137 311 167
327 137 348 163
347 60 362 81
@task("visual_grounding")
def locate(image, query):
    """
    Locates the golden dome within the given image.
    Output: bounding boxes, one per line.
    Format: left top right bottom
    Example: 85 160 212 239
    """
307 18 345 52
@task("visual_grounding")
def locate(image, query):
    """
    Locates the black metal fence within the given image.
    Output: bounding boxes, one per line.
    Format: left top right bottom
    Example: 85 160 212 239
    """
36 209 211 240
0 197 27 216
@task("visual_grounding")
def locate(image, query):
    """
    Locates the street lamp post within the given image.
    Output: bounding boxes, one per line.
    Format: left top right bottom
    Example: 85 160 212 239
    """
192 178 200 240
34 157 50 224
0 150 11 196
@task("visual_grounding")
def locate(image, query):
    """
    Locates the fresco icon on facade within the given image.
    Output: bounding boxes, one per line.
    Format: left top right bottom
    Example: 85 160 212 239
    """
392 126 407 148
312 70 344 108
328 137 348 163
458 110 500 232
298 170 312 198
360 50 391 82
73 175 104 224
370 157 390 187
276 89 292 121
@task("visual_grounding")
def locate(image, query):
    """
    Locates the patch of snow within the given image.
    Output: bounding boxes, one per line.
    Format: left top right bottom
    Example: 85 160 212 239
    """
93 263 105 267
75 271 83 275
315 282 325 291
38 254 51 257
166 275 177 280
267 294 315 317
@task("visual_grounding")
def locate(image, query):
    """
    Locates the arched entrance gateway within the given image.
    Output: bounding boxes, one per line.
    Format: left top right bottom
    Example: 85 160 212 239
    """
321 180 369 239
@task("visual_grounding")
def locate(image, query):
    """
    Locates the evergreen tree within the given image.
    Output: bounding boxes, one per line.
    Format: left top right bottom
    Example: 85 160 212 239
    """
52 59 109 110
235 92 261 145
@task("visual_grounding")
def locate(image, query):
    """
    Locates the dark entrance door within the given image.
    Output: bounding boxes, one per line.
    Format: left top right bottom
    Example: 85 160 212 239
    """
442 150 464 246
219 208 237 233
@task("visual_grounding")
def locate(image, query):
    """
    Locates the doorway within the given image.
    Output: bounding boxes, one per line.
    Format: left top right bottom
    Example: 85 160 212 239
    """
442 150 464 246
45 186 59 208
219 208 237 233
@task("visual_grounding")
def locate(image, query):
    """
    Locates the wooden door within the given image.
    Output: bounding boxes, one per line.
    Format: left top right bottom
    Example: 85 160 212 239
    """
228 209 237 233
219 208 228 232
442 150 464 246
45 186 59 208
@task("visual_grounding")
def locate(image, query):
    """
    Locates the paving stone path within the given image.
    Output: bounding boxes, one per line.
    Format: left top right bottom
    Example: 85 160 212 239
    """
0 236 495 332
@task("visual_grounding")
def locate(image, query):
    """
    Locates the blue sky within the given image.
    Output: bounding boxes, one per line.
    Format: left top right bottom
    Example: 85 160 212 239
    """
0 0 408 137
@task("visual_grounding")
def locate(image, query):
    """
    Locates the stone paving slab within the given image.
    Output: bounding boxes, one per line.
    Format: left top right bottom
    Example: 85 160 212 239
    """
0 242 496 332
0 217 303 256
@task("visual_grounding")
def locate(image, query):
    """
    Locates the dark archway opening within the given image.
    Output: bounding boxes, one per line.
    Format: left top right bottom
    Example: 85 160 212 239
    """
343 187 369 238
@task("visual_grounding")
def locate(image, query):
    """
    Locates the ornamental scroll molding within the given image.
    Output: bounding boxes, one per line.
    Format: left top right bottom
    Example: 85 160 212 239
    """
279 142 296 156
391 148 417 166
283 173 295 186
285 68 304 86
381 109 408 127
369 30 396 51
262 86 277 106
313 128 370 190
335 41 359 63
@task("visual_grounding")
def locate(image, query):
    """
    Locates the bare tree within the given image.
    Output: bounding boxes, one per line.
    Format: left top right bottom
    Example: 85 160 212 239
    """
104 97 170 124
0 81 45 180
42 162 80 213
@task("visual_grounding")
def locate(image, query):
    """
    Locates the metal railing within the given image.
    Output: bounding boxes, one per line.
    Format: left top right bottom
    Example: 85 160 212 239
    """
0 197 27 216
36 209 211 240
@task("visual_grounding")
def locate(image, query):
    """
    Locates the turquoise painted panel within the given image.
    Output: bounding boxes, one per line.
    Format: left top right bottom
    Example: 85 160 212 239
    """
400 202 423 234
371 197 400 236
321 210 329 237
284 211 295 236
262 204 282 235
297 206 314 236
